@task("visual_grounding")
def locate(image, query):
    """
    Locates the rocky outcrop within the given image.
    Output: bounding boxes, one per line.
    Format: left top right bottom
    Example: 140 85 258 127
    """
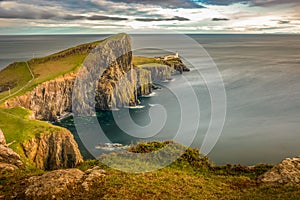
25 167 105 198
162 58 190 74
139 64 172 82
0 129 24 173
136 68 152 96
75 33 153 111
258 156 300 185
22 130 83 170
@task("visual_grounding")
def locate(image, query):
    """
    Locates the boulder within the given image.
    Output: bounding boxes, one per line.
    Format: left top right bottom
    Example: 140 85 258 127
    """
0 128 24 173
258 156 300 185
25 167 106 198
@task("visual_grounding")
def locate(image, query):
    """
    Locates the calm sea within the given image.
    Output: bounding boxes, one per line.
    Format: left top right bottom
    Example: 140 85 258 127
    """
1 34 299 165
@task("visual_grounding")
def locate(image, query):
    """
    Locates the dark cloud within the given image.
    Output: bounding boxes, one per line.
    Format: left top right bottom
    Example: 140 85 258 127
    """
136 16 190 22
278 20 290 24
212 18 229 21
87 15 128 21
62 15 85 20
62 14 128 21
107 0 204 8
0 5 128 21
0 5 55 19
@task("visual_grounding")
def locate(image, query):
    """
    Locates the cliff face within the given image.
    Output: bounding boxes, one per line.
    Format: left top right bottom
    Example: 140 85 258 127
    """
75 33 153 111
22 130 83 170
139 64 172 82
6 73 76 121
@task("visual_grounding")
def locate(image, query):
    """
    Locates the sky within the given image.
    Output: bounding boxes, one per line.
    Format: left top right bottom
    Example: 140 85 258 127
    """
0 0 300 34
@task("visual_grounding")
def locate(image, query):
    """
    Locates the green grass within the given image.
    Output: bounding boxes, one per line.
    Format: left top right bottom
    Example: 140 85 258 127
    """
0 107 64 166
132 56 162 66
0 40 101 102
0 141 299 199
0 62 32 100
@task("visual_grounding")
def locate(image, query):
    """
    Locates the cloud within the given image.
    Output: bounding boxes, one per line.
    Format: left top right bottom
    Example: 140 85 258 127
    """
87 15 128 21
62 14 128 21
0 2 56 19
249 0 300 7
195 0 300 7
106 0 204 8
62 15 86 20
195 0 248 6
278 20 290 24
136 16 190 22
212 18 230 21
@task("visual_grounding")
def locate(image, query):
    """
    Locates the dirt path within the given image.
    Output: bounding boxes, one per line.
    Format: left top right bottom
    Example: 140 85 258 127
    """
0 61 35 103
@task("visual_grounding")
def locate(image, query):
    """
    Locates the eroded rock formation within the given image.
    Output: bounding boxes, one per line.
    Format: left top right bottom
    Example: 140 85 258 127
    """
0 129 24 173
22 130 83 170
258 156 300 185
25 167 105 198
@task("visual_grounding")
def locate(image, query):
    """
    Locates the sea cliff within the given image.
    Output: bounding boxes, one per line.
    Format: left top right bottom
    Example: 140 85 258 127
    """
4 33 176 121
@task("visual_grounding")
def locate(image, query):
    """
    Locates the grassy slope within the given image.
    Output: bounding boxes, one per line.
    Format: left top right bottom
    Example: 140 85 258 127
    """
1 142 300 199
0 41 101 101
0 107 65 167
132 56 162 66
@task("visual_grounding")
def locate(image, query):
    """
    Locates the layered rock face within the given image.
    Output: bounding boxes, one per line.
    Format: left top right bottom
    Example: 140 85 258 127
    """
0 129 24 173
6 73 76 121
75 33 153 111
139 64 172 82
259 156 300 185
22 130 83 170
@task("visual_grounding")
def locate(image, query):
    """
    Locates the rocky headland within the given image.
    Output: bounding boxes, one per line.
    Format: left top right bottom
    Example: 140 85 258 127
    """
0 33 188 171
4 33 184 121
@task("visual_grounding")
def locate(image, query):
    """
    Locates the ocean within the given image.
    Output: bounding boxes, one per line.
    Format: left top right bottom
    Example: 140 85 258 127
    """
1 34 299 165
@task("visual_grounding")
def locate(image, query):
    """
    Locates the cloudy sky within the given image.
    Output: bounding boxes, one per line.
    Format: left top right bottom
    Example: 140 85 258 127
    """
0 0 300 34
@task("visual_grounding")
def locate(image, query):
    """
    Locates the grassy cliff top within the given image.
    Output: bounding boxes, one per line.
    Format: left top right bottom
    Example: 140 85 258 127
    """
0 40 102 102
0 33 156 103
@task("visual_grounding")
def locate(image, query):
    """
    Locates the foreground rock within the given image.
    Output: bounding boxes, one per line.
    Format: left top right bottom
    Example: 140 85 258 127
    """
259 156 300 185
0 129 24 173
25 167 105 198
22 130 83 170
